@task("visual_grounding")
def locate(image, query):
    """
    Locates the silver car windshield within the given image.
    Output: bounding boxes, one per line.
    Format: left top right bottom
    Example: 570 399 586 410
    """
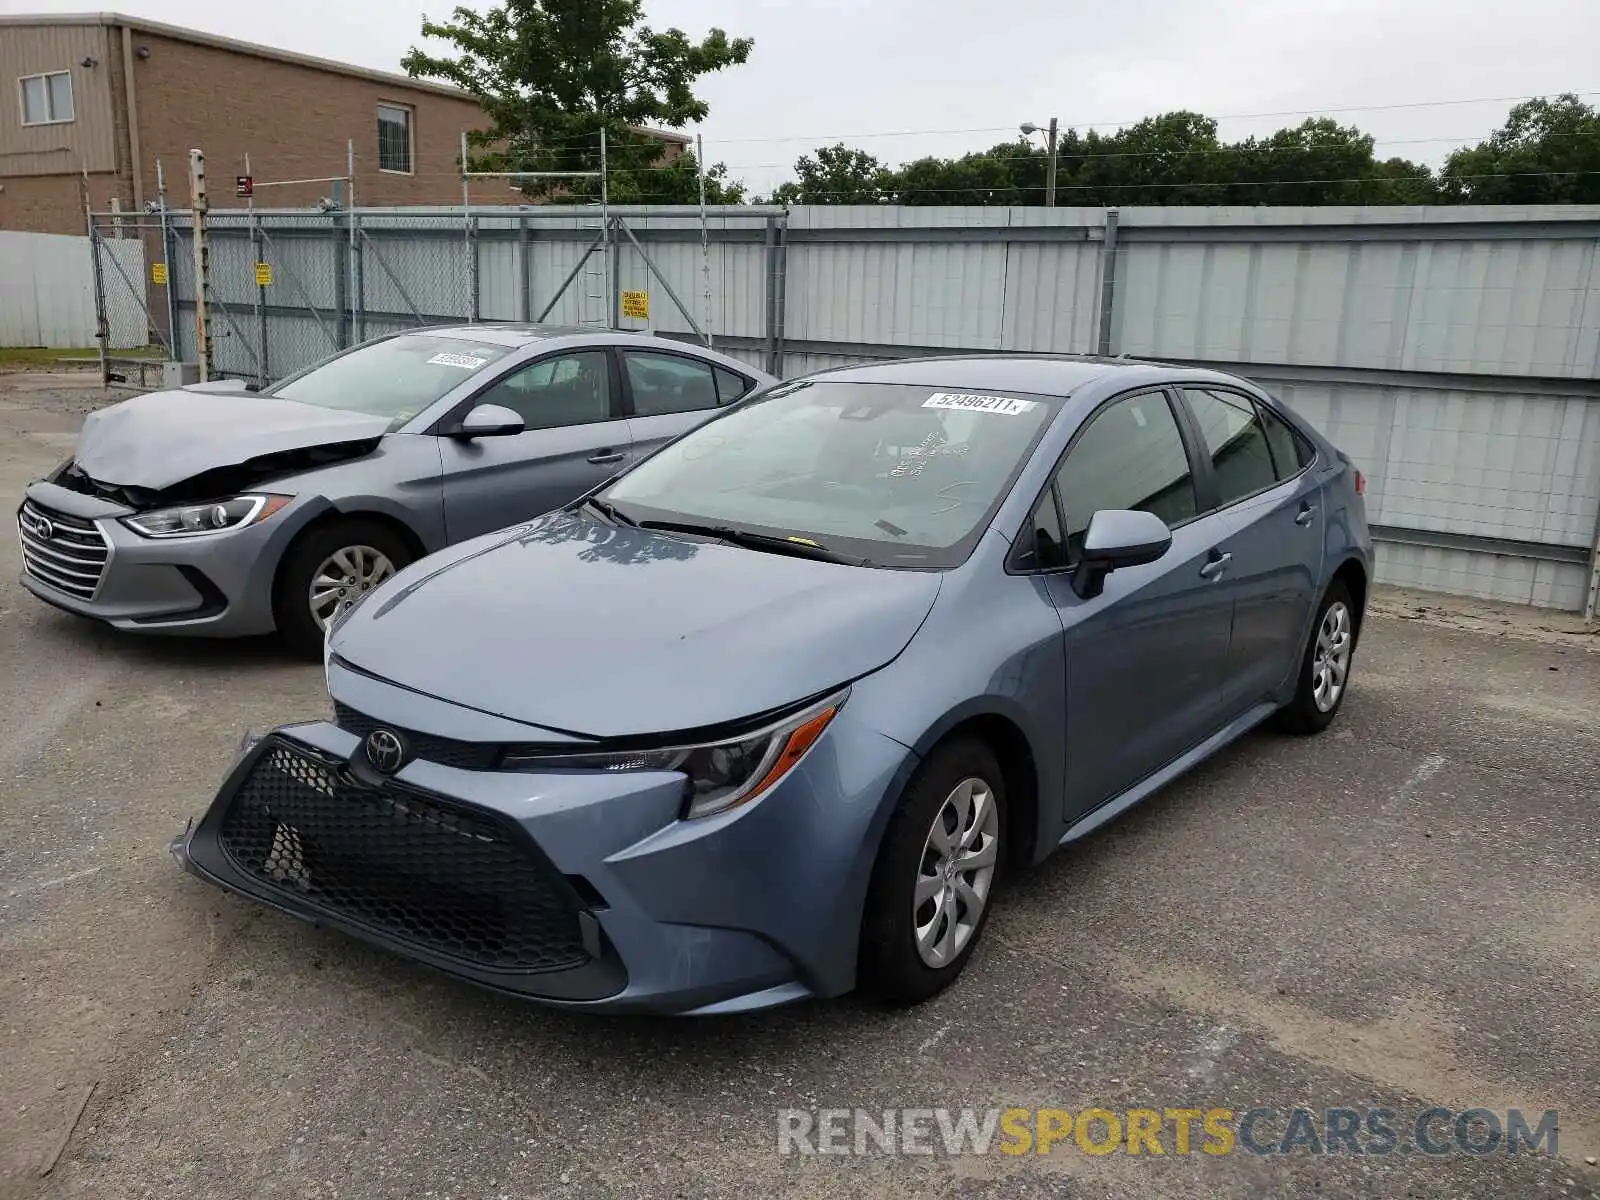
266 334 513 424
602 380 1061 568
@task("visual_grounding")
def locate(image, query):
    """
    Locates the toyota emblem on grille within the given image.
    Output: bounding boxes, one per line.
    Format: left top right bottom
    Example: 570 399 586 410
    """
364 728 408 774
27 514 55 541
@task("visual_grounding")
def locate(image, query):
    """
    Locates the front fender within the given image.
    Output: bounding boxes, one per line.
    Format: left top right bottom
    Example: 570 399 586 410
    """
843 544 1068 870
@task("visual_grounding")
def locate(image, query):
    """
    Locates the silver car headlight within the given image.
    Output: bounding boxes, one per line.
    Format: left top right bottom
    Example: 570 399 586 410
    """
502 689 848 819
122 494 291 539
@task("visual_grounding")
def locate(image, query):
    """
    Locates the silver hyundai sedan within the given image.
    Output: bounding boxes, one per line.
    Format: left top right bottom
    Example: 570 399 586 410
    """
16 325 773 655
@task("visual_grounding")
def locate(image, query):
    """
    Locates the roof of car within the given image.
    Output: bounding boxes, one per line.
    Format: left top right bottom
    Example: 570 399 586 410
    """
799 354 1233 397
413 323 594 347
410 322 763 356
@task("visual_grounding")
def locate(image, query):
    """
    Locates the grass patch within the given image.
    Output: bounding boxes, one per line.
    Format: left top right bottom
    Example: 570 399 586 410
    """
0 346 167 369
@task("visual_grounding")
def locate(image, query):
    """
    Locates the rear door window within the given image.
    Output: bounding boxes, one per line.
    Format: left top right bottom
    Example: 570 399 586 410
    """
623 351 720 416
1182 388 1279 507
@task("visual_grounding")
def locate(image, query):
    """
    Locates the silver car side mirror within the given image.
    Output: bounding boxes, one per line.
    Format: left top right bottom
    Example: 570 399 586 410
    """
453 403 525 439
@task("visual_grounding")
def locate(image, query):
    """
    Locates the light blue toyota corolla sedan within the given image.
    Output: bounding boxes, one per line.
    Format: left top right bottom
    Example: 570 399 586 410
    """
173 355 1371 1013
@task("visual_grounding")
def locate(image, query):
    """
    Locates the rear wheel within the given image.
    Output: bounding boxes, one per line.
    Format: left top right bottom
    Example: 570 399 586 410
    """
1275 580 1357 735
273 519 413 659
859 738 1004 1004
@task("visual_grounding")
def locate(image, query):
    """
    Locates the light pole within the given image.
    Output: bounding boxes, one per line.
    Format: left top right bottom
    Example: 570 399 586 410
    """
1020 117 1059 207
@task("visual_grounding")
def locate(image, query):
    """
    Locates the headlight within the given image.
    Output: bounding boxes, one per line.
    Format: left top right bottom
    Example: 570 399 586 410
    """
502 689 847 819
122 494 291 539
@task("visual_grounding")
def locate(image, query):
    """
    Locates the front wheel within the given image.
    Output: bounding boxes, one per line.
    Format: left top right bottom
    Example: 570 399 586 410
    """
1275 580 1357 735
273 519 413 659
858 738 1005 1004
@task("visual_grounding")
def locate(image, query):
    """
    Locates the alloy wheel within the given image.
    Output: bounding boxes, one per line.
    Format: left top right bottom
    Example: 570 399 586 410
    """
913 776 1000 968
308 545 395 630
1311 600 1353 712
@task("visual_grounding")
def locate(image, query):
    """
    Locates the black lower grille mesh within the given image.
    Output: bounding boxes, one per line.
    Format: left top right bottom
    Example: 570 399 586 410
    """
334 702 501 770
218 740 589 972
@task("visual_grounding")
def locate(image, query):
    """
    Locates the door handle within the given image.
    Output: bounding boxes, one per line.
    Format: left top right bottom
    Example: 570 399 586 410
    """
1294 503 1318 526
1199 551 1232 580
587 450 625 465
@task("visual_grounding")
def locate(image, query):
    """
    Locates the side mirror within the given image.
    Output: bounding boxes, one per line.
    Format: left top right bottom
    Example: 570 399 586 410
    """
453 402 524 439
1070 509 1172 600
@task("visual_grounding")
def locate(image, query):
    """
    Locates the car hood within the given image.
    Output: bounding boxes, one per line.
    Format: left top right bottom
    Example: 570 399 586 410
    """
329 512 942 739
72 385 393 490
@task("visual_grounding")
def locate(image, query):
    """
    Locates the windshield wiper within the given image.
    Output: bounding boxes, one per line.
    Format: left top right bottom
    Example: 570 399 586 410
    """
637 519 868 566
580 496 638 527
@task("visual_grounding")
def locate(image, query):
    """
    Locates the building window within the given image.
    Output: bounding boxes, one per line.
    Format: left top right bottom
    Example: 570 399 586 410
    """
19 71 74 125
377 103 413 174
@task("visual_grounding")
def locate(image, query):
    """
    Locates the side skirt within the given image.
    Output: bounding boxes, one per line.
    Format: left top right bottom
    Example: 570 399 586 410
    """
1056 701 1280 849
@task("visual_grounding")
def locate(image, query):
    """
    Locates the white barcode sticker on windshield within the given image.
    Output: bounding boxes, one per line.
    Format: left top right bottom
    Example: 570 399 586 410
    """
426 352 488 369
922 391 1037 416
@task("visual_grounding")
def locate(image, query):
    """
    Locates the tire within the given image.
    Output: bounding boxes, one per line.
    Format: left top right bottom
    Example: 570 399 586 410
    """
272 518 414 660
1274 579 1357 735
858 738 1005 1005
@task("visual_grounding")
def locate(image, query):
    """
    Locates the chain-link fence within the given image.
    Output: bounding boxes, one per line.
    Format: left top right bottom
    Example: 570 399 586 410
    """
142 204 782 386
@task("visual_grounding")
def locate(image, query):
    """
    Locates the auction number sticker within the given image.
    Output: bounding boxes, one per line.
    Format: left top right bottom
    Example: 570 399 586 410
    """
426 352 489 369
922 391 1037 416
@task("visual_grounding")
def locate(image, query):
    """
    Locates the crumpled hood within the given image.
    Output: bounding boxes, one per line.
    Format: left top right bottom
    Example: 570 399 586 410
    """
73 386 393 490
329 512 942 739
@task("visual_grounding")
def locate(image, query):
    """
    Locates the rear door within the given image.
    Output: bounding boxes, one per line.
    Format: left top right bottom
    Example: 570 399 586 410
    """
1028 387 1239 821
436 349 631 542
620 348 756 458
1176 386 1325 710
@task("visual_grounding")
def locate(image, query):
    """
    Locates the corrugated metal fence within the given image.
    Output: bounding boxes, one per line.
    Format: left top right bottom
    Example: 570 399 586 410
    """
136 202 1600 614
0 229 144 349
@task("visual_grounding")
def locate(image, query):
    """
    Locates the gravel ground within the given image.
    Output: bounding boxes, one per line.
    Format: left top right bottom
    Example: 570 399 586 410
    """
1 372 1597 1200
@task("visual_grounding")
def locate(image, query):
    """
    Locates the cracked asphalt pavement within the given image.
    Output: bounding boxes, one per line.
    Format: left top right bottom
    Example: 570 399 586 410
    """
1 371 1597 1199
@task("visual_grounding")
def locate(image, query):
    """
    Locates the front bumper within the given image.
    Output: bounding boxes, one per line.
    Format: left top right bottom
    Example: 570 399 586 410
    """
173 707 914 1014
17 480 306 637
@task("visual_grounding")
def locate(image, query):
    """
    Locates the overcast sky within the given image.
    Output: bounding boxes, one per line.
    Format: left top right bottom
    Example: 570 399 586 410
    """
7 0 1597 195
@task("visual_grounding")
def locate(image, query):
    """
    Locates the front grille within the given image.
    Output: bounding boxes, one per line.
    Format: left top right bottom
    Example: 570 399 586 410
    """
334 702 501 770
218 739 590 973
17 500 109 600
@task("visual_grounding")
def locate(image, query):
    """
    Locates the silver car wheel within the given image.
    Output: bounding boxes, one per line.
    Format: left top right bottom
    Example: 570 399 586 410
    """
308 545 395 630
914 776 1000 968
1311 600 1353 712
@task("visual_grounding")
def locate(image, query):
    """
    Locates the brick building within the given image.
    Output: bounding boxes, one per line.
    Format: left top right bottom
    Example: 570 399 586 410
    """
0 13 690 234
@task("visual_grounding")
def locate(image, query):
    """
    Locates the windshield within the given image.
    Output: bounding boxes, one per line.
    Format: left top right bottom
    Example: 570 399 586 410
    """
600 380 1061 568
267 334 513 424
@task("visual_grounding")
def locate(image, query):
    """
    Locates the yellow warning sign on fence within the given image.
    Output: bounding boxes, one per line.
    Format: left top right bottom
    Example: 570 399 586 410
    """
621 290 650 320
254 262 273 286
151 262 167 286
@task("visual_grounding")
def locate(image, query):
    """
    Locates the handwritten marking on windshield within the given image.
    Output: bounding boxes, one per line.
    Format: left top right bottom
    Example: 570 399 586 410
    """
889 430 969 478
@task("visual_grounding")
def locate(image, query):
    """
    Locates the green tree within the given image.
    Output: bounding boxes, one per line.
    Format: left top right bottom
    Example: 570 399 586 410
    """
768 110 1444 208
890 141 1041 205
1062 112 1227 205
771 144 893 204
624 149 747 205
1440 94 1600 203
401 0 752 203
1223 118 1435 204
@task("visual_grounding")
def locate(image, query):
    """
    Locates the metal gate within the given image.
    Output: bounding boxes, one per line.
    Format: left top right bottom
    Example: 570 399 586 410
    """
87 207 175 387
